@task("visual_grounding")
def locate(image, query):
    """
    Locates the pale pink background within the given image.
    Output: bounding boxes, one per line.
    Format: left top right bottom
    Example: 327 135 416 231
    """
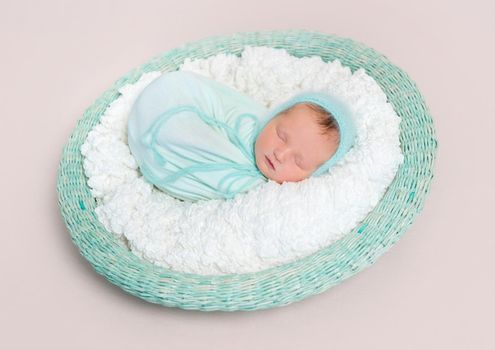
1 0 494 349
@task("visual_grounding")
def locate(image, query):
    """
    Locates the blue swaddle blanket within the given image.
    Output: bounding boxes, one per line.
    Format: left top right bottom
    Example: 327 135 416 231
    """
127 70 357 202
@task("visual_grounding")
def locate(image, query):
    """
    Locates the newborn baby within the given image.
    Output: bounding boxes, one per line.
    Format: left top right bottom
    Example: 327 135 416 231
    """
127 70 356 202
255 102 340 184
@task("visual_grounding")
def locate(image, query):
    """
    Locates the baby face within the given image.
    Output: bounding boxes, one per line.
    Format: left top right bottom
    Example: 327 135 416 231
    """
255 103 339 184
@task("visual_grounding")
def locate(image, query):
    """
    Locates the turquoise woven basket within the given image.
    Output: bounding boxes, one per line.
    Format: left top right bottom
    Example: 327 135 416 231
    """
56 29 438 311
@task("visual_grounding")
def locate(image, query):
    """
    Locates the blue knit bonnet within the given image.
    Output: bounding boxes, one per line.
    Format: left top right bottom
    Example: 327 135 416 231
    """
256 91 358 177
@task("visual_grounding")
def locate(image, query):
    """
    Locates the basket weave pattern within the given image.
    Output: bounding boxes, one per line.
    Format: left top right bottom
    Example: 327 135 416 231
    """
56 29 438 311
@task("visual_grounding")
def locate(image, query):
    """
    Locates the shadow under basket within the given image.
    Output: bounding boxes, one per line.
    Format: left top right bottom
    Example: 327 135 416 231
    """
56 29 438 311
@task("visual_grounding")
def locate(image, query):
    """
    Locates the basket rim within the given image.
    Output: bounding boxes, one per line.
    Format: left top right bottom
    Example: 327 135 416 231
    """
56 29 438 311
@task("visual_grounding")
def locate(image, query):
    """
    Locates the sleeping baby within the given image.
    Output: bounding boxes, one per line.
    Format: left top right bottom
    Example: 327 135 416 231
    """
127 70 357 202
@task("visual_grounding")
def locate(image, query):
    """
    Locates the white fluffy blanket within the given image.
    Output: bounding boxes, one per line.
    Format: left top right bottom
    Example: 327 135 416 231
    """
80 46 404 275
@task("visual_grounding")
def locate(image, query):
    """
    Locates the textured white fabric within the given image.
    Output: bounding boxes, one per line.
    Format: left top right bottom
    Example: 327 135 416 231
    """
80 46 404 275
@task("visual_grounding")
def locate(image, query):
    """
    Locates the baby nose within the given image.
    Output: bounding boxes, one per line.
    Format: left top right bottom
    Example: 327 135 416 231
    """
274 146 293 163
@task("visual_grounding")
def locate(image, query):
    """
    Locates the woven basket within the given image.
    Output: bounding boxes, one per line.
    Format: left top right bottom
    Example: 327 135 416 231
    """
56 29 438 311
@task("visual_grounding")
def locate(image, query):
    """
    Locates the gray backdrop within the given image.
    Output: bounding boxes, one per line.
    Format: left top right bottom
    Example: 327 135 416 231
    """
1 0 493 349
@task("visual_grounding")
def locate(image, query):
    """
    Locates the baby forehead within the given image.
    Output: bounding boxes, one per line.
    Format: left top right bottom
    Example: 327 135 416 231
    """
280 102 328 121
278 108 339 142
278 117 337 143
279 105 323 126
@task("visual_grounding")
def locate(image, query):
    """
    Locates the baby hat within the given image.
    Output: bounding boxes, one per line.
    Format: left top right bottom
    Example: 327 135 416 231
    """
258 91 357 177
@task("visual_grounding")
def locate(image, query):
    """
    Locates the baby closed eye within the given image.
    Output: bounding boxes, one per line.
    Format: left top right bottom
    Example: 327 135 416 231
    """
276 127 307 169
277 131 304 168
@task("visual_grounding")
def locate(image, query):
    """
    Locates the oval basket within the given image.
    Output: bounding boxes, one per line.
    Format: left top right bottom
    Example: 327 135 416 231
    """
56 29 438 311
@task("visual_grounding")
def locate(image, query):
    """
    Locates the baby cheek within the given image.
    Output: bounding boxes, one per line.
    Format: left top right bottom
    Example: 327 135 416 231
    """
260 136 274 153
